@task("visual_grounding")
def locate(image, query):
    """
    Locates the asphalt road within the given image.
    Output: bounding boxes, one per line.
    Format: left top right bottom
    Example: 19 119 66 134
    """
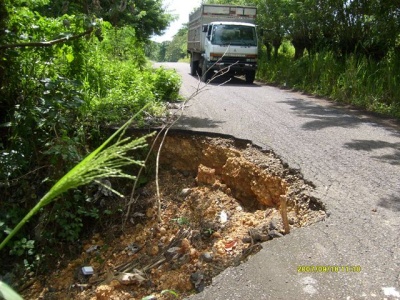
161 62 400 299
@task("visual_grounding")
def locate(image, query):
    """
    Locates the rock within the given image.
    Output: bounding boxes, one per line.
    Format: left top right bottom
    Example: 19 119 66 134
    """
244 228 270 243
190 247 199 259
158 227 167 235
180 188 191 197
95 285 114 300
236 206 243 212
268 219 279 231
85 245 100 254
190 271 205 292
216 247 225 255
126 242 141 254
201 252 214 262
269 230 284 239
211 231 222 239
147 245 159 256
220 210 228 223
115 271 146 285
196 164 217 185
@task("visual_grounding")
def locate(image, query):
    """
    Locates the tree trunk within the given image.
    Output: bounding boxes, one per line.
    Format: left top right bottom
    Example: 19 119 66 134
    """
272 38 282 60
293 43 305 60
263 41 272 61
292 37 307 60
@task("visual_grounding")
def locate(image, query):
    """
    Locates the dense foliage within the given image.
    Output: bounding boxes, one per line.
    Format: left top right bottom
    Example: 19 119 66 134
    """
0 0 180 280
147 26 188 62
255 0 400 116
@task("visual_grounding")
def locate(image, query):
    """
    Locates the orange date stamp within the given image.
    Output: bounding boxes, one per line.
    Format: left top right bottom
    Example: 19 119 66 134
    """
297 265 361 273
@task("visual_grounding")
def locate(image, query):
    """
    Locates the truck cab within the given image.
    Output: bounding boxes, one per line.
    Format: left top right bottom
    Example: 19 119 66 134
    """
202 22 258 83
187 4 258 84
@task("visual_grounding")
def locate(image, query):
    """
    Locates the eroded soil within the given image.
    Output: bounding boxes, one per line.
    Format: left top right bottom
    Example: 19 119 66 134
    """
23 133 326 300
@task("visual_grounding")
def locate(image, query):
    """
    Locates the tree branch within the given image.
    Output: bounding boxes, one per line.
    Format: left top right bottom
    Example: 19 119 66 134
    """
0 27 94 50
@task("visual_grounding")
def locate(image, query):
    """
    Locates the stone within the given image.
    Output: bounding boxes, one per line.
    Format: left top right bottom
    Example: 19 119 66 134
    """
126 242 141 254
180 188 192 197
115 271 146 285
95 285 114 300
269 230 284 239
201 252 214 262
190 271 205 292
196 164 217 185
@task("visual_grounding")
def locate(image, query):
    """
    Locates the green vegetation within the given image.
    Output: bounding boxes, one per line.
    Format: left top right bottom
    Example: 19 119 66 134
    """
155 0 400 118
0 0 180 288
1 0 399 295
147 26 189 62
254 0 400 117
0 112 152 251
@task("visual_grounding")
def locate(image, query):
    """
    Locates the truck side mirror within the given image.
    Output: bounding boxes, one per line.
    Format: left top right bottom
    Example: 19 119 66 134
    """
202 25 208 32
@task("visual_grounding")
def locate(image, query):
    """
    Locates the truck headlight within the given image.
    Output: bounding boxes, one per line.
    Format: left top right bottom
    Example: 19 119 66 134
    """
210 53 221 61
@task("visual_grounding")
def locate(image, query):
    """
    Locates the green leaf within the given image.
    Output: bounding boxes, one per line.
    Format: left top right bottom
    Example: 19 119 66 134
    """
0 281 23 300
161 289 179 297
66 52 74 63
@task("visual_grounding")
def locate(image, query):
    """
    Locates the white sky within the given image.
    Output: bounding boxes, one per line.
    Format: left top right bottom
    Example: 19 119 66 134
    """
151 0 202 43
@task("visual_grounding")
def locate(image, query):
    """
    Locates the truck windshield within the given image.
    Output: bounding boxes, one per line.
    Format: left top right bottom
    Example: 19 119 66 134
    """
211 24 257 46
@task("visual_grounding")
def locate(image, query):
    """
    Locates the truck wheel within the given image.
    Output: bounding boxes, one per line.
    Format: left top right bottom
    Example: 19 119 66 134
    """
245 71 256 84
201 61 212 82
190 60 199 76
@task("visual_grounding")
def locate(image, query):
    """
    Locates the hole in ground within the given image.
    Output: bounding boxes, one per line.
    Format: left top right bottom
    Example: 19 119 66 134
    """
23 132 326 300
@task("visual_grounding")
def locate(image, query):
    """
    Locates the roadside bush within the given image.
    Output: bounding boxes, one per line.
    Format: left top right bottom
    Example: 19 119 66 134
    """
0 18 181 280
258 46 400 118
151 67 182 102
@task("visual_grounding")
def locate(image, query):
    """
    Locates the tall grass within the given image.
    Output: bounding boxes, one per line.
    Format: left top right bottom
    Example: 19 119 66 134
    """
258 44 400 118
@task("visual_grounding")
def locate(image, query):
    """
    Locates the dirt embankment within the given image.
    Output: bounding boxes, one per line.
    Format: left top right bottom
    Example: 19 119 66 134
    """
24 133 326 300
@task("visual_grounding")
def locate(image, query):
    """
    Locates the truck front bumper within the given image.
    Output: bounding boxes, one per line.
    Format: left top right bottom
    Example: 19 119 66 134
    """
207 61 257 72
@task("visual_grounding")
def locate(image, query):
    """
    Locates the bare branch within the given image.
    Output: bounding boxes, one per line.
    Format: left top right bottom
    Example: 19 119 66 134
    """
0 27 94 50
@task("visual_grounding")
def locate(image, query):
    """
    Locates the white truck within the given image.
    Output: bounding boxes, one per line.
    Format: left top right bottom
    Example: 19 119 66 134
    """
187 4 258 83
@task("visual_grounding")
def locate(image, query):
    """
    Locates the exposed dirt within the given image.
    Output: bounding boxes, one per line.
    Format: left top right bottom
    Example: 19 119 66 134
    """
22 133 326 300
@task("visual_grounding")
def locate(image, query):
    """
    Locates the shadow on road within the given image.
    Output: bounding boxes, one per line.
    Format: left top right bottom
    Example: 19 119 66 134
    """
344 140 400 166
174 115 225 129
280 97 400 133
378 194 400 212
279 98 362 130
190 73 261 87
280 97 400 165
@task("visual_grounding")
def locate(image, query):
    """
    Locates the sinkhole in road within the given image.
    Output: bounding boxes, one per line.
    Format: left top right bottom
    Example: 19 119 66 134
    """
126 132 326 298
27 132 326 300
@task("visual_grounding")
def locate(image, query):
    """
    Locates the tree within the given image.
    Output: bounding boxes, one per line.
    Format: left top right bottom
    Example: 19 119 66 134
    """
33 0 174 41
165 26 188 62
256 0 289 60
158 41 170 62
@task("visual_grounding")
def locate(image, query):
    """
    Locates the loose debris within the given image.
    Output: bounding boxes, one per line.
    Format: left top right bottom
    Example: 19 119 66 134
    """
22 135 326 299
